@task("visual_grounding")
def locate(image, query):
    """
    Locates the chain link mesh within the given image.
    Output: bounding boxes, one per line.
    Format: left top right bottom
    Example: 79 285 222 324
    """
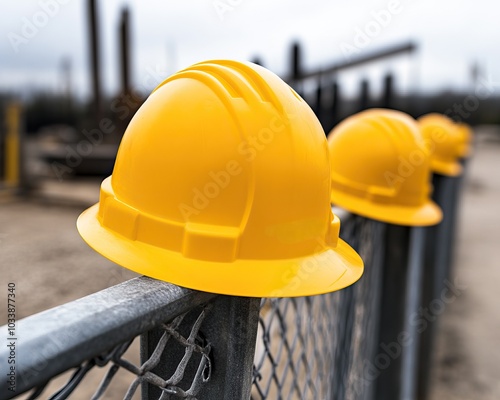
12 216 384 400
252 216 385 400
25 305 212 400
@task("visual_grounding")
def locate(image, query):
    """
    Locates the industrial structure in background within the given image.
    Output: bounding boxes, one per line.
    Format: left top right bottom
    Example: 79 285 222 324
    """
1 0 496 190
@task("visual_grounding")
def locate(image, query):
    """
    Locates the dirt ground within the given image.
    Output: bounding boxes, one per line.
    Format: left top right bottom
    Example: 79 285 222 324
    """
1 127 500 399
0 178 142 399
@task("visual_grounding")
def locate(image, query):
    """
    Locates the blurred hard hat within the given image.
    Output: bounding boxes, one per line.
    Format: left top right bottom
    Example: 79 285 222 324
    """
328 109 442 226
77 60 363 297
418 113 463 176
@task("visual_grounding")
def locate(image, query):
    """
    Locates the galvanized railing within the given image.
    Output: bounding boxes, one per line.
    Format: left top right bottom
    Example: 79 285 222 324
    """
0 170 462 400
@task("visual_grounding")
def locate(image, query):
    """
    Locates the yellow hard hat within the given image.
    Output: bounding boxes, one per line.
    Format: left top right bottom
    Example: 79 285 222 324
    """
77 60 363 298
328 109 442 226
417 113 463 176
455 122 473 159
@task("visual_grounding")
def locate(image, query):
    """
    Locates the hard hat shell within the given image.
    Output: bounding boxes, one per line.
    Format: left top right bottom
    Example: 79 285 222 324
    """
418 113 463 176
455 122 473 159
77 60 363 298
328 109 442 227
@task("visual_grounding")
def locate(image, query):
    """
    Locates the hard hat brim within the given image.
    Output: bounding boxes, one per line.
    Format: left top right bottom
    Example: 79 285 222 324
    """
330 189 443 227
430 158 463 177
77 204 364 298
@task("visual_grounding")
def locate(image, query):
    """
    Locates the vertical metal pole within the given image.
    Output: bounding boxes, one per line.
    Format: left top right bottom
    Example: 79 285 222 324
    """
359 79 369 111
362 221 387 400
382 73 394 109
417 224 438 400
332 285 356 400
330 80 340 130
436 176 457 292
335 216 387 400
444 174 463 280
4 103 21 189
117 7 132 139
290 42 303 96
315 79 323 124
119 7 131 97
61 58 72 112
291 42 302 81
87 0 102 124
417 173 456 400
375 224 411 400
400 227 426 400
141 295 260 400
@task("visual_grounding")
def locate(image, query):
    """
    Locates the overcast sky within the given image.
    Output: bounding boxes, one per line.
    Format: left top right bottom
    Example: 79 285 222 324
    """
1 0 499 99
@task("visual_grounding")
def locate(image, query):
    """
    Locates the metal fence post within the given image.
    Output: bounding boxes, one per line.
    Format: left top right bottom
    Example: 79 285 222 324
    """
375 225 410 400
330 80 340 130
329 215 386 400
3 103 23 192
141 295 261 400
382 73 394 109
315 79 323 123
444 171 465 280
290 41 303 95
400 227 426 400
332 284 356 400
375 224 426 400
417 173 461 400
359 79 370 111
356 220 387 400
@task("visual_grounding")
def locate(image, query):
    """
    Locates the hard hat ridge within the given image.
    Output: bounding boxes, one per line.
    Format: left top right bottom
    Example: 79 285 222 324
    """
77 59 364 297
154 60 285 112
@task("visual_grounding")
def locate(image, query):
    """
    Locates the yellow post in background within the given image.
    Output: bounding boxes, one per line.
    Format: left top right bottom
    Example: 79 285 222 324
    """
4 103 21 188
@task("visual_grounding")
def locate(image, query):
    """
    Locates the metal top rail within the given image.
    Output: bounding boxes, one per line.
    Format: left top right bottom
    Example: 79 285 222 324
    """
286 41 416 82
0 277 216 396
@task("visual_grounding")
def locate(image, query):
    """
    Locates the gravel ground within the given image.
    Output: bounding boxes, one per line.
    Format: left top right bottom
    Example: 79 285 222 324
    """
1 127 499 399
0 179 138 321
0 179 140 399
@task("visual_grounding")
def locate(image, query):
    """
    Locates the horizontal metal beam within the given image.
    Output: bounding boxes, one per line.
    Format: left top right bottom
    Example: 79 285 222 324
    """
0 276 216 397
286 42 416 82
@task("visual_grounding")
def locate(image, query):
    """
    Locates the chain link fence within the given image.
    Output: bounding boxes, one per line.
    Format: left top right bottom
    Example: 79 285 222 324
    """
251 215 384 400
27 306 212 400
1 176 461 400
